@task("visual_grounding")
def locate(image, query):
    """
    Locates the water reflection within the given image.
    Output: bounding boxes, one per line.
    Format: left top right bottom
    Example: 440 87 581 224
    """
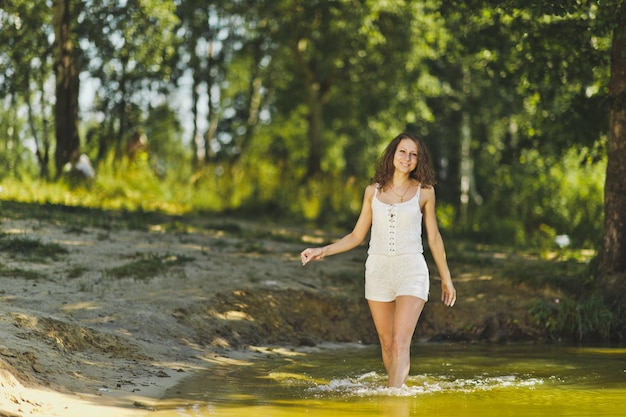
157 343 626 417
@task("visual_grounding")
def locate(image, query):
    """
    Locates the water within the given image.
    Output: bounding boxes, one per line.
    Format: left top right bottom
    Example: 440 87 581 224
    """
155 343 626 417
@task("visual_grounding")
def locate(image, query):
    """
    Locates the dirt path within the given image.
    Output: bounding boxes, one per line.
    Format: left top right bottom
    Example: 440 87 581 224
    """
0 213 552 416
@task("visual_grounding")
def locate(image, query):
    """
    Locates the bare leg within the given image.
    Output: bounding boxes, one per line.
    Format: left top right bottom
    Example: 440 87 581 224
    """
368 300 395 375
368 296 425 388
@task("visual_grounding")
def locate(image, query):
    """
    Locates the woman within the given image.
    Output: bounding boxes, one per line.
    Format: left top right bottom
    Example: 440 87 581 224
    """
300 132 456 388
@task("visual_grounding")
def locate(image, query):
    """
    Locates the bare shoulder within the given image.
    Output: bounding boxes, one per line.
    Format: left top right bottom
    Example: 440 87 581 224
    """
419 186 437 215
364 183 377 198
420 185 436 200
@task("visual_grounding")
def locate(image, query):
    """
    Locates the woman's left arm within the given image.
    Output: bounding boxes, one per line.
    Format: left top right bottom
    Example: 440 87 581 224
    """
421 187 456 307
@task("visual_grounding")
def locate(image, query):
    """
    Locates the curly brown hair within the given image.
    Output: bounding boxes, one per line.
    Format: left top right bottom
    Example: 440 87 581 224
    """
373 132 436 189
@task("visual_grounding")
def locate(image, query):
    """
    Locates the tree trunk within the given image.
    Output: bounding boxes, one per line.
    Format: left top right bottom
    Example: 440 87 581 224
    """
306 90 324 177
291 42 327 178
235 37 265 162
459 110 471 226
26 70 50 179
191 66 202 166
52 0 80 176
204 40 219 163
599 15 626 295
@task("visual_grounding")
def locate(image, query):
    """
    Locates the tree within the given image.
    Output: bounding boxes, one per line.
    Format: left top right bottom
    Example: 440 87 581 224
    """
466 0 626 337
172 1 252 165
78 0 179 165
437 1 610 239
599 2 626 296
227 0 434 179
52 0 81 175
1 1 55 178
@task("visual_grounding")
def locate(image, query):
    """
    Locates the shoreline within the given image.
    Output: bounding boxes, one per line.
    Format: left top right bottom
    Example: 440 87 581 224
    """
0 214 551 416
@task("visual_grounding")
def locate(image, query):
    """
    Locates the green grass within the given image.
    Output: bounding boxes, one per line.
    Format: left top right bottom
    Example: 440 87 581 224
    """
104 253 194 280
235 240 271 254
66 265 90 279
0 233 69 261
0 200 181 232
0 262 49 280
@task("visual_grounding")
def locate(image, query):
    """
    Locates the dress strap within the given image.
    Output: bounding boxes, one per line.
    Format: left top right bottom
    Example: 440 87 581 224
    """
416 184 422 210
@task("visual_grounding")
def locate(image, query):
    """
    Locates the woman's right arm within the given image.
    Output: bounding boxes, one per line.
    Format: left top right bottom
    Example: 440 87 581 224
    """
301 184 374 265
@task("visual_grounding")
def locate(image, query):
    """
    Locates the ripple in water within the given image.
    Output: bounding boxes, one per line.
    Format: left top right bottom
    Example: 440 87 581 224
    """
307 372 544 397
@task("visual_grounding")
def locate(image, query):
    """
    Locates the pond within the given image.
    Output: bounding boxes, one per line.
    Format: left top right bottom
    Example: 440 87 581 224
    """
154 343 626 417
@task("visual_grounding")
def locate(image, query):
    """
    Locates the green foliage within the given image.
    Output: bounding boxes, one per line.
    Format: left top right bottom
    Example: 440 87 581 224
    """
471 146 606 248
529 289 619 343
0 0 617 286
0 139 606 250
528 299 560 336
186 157 367 225
0 1 614 250
490 243 625 342
435 203 456 231
143 104 189 180
78 0 180 161
0 1 53 179
509 255 625 343
557 291 614 342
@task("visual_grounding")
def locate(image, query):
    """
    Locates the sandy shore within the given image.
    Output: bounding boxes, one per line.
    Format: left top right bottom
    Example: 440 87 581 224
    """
0 213 546 416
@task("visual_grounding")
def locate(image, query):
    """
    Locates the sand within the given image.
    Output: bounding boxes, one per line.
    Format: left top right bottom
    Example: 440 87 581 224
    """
0 213 545 416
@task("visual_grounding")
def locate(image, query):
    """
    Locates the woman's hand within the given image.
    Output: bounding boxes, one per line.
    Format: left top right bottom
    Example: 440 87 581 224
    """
441 279 456 307
300 247 323 266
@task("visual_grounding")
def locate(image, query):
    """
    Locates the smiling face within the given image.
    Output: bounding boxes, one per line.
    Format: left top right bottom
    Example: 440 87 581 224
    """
393 138 418 174
374 133 436 189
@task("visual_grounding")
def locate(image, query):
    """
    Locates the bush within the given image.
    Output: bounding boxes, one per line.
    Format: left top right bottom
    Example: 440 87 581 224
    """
472 146 605 248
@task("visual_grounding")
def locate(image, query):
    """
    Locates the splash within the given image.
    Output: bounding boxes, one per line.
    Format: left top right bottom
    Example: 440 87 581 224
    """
307 372 544 397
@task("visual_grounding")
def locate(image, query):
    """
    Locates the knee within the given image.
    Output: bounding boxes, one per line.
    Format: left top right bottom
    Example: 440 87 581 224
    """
393 333 413 354
379 335 393 353
380 335 410 356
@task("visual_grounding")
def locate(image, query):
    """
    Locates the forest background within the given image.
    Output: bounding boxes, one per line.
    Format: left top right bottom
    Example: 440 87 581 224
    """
0 0 625 342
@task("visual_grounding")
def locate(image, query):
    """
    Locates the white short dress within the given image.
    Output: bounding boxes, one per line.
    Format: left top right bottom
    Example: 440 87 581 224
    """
365 185 430 302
